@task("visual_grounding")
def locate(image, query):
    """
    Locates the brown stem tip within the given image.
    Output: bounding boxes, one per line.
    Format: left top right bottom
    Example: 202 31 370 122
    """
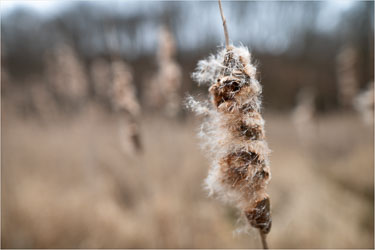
218 0 230 48
260 230 269 249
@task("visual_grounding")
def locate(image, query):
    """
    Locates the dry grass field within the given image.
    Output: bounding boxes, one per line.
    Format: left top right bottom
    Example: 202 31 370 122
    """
1 1 373 249
2 105 374 248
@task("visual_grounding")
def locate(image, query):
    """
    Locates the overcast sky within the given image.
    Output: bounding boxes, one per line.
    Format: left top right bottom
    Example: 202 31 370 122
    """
1 0 359 56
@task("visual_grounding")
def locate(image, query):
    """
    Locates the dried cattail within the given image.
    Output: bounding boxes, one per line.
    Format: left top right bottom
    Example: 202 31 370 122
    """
157 26 177 63
109 59 142 153
110 60 140 117
190 45 272 236
146 26 182 117
188 2 271 248
99 21 143 153
336 45 358 108
353 82 374 125
45 43 88 108
117 117 142 154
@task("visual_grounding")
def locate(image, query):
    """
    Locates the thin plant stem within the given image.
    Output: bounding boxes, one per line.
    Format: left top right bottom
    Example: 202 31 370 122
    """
259 230 269 249
218 0 230 48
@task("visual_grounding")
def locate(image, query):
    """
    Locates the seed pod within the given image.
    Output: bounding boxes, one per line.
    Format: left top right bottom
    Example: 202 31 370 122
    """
189 45 272 235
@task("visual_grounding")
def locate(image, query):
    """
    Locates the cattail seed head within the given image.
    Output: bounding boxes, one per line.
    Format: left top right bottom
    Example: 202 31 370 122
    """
108 59 143 153
110 60 140 117
189 45 272 235
146 26 182 116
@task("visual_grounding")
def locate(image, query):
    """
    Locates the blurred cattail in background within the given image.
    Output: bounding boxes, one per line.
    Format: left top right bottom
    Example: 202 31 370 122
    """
336 45 374 126
110 59 142 153
146 26 182 117
353 82 374 125
336 45 359 109
111 60 140 117
91 22 143 153
45 43 89 111
291 87 317 146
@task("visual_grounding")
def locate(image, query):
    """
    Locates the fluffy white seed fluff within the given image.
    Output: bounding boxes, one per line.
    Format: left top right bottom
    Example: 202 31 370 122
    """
188 45 272 235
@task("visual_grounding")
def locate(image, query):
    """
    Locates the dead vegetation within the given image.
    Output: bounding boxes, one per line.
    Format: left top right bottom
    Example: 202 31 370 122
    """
2 107 373 248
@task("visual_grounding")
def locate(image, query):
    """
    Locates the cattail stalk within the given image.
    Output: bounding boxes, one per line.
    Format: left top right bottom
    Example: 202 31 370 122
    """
110 59 143 153
188 1 271 249
146 26 182 117
103 23 143 153
218 0 229 48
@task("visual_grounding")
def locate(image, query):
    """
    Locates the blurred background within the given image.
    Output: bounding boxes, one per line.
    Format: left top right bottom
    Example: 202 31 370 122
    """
1 0 374 248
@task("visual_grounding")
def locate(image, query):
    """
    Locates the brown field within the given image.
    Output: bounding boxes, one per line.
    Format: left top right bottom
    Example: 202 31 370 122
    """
2 105 374 248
